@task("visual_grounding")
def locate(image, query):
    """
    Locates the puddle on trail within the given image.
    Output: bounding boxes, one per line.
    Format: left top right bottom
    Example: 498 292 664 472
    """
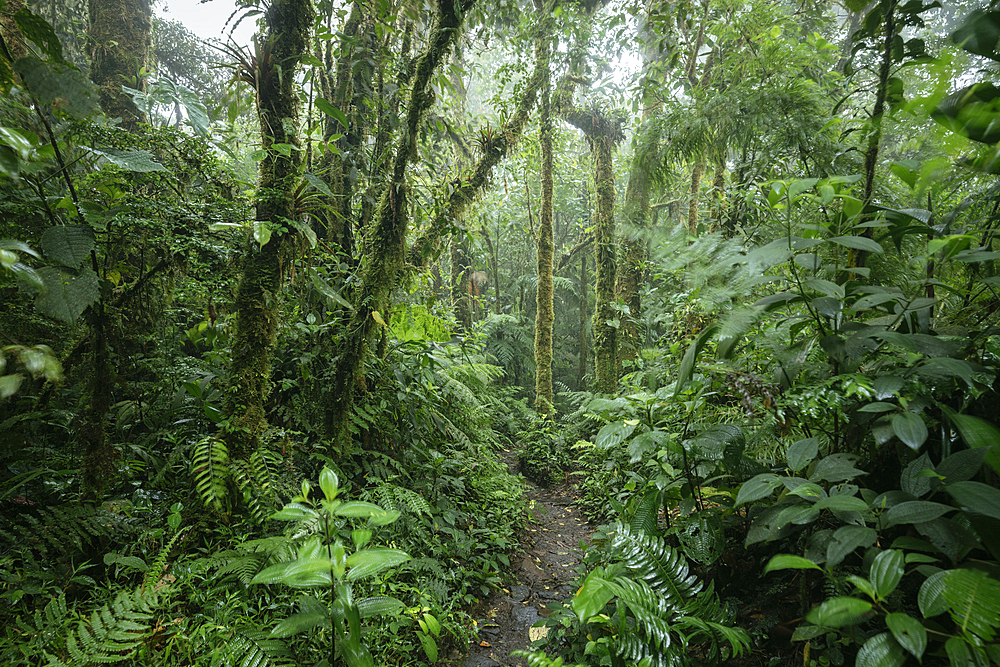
452 450 592 667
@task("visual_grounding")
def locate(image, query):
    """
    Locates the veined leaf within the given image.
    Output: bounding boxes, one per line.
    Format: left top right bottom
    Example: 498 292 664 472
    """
883 501 953 528
856 632 906 667
345 548 410 582
805 596 873 628
828 235 884 254
886 613 927 660
870 550 904 600
763 554 822 574
946 481 1000 521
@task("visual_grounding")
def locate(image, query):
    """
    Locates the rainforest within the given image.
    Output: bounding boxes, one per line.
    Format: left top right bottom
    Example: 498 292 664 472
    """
1 0 999 664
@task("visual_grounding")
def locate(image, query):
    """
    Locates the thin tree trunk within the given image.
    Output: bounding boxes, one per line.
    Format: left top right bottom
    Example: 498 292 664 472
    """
592 134 619 392
533 0 554 413
578 253 588 389
451 237 473 331
687 159 705 235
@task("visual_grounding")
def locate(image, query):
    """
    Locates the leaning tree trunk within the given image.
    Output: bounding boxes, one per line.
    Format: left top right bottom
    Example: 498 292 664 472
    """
533 0 554 413
451 236 473 331
224 0 314 461
88 0 150 130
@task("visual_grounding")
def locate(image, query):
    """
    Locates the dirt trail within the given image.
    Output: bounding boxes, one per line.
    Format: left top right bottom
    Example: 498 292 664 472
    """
453 450 591 667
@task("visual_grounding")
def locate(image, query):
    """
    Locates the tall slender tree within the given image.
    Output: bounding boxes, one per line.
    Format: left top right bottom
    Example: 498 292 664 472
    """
533 0 555 413
88 0 151 130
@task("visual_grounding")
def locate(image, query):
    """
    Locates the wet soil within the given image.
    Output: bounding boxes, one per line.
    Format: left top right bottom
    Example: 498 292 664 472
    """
453 449 592 667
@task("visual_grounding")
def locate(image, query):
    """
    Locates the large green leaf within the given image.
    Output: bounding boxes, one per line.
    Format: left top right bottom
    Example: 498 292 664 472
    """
942 569 1000 641
811 453 866 483
41 225 94 269
35 265 99 323
885 613 927 660
827 525 877 569
946 481 1000 521
345 548 410 582
735 473 782 505
271 610 327 637
919 570 949 618
856 632 906 667
870 550 904 600
883 501 953 528
814 495 869 513
951 10 1000 61
940 408 1000 476
572 570 614 624
595 420 638 449
14 56 100 119
85 147 167 172
787 438 819 471
936 448 989 485
763 554 822 574
674 324 718 396
13 8 64 62
828 235 884 254
805 596 873 628
892 412 928 450
251 558 333 588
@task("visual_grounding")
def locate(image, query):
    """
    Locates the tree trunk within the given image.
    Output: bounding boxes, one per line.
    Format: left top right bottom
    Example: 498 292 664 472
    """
592 133 620 392
578 253 588 389
533 0 554 413
709 153 726 233
225 0 314 461
0 0 27 62
451 236 473 331
687 159 705 235
88 0 150 130
326 0 472 452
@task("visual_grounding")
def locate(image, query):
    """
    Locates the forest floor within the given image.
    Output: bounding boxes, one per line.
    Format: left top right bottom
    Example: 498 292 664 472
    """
451 449 591 667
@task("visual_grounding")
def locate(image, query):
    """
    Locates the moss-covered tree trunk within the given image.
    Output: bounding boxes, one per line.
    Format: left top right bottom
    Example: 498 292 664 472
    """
615 20 661 368
88 0 150 130
578 253 588 388
709 154 726 232
451 236 473 331
0 0 27 61
591 133 620 392
533 0 554 413
326 0 472 450
224 0 314 461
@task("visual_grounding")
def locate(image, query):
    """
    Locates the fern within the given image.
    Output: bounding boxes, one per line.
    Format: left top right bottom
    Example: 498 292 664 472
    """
224 628 293 667
61 587 161 665
368 482 433 516
610 521 703 605
191 436 230 512
0 504 130 562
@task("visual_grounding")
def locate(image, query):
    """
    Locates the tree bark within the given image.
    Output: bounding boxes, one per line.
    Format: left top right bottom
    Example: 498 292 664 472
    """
225 0 314 460
687 159 705 235
533 0 554 413
578 253 588 389
88 0 150 130
326 0 473 451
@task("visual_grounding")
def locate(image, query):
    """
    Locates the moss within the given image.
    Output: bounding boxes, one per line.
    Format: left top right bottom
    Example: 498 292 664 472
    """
688 159 705 236
88 0 151 130
533 11 554 414
224 0 314 460
591 134 619 393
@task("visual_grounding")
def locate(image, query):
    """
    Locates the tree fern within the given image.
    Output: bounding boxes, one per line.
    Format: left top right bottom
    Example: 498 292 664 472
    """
191 436 230 513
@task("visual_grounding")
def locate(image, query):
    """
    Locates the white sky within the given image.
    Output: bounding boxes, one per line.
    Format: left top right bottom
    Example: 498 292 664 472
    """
155 0 257 48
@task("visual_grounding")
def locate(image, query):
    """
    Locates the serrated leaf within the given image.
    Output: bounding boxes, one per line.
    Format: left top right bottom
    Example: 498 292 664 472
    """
814 495 869 513
41 225 95 269
35 265 99 323
827 525 877 569
356 595 405 618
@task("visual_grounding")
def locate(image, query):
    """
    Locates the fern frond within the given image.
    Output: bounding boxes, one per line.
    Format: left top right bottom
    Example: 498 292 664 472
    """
225 628 292 667
368 483 433 516
65 587 159 664
191 436 230 513
610 522 702 604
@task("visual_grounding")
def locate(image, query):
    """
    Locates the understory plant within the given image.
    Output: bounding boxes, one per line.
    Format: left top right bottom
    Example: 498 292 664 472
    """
521 520 750 666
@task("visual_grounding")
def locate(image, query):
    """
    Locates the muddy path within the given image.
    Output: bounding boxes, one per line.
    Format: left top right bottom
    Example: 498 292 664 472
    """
452 450 592 667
